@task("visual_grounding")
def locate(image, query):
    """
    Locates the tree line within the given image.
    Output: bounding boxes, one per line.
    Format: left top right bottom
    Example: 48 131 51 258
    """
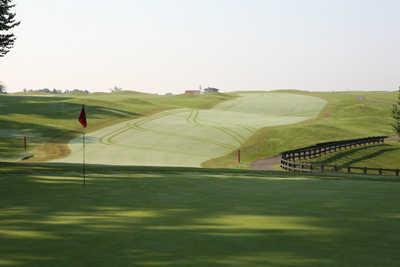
0 0 19 57
0 0 18 93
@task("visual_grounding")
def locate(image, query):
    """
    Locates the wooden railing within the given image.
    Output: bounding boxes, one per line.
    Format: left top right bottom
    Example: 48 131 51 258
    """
280 136 400 176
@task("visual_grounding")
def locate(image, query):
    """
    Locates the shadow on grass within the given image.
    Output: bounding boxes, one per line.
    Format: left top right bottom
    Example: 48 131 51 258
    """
0 119 78 159
311 144 400 167
0 95 139 119
1 163 400 266
0 95 141 159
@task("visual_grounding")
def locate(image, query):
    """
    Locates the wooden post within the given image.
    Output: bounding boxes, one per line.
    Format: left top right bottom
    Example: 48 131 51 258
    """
83 132 86 185
237 149 241 164
23 136 27 152
363 167 367 175
347 167 351 173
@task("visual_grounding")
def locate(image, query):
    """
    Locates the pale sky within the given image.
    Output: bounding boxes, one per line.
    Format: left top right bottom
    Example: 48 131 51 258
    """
0 0 399 93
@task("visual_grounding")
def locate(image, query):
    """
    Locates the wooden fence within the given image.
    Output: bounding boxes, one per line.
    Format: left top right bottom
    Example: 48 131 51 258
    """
280 136 400 176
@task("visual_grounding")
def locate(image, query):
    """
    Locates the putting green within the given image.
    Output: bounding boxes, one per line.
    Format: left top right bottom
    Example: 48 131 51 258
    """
55 93 326 166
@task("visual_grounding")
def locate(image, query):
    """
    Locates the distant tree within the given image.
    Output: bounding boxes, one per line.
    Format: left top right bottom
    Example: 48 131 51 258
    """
0 0 20 57
52 88 62 94
392 86 400 139
111 86 122 93
0 82 5 93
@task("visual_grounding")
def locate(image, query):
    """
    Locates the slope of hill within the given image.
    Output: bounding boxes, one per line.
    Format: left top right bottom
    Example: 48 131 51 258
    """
203 91 397 169
0 92 233 161
1 90 397 169
55 93 325 167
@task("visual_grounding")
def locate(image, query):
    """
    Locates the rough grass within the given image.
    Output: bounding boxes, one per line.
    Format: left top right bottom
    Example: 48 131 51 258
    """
1 163 400 266
0 92 233 161
203 91 396 169
56 93 325 167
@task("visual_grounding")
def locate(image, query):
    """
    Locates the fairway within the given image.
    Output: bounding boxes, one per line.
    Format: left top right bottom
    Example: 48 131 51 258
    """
1 163 400 267
55 93 326 166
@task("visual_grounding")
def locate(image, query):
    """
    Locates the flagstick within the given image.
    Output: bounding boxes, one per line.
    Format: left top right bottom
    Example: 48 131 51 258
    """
79 104 87 186
83 131 86 186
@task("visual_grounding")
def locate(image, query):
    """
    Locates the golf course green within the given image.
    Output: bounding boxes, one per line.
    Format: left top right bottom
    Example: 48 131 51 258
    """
55 93 326 166
1 163 400 267
1 91 399 267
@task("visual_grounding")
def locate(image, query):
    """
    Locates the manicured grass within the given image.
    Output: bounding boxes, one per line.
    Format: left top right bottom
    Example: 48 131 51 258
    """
204 91 397 169
1 163 400 266
56 93 325 167
0 92 233 161
1 90 397 169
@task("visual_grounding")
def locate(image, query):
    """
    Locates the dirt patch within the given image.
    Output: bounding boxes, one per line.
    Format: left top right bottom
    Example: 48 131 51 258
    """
26 143 71 162
251 156 281 171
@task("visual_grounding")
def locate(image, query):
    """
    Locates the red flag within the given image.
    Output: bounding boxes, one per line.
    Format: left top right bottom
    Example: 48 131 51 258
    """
78 105 87 128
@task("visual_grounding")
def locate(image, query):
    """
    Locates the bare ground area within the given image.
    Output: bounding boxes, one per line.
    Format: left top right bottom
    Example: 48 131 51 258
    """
27 143 71 162
251 156 281 171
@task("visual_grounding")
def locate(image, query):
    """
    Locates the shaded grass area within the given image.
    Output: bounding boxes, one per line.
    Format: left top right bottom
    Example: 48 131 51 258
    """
1 163 400 266
0 92 233 160
307 143 400 169
204 91 396 168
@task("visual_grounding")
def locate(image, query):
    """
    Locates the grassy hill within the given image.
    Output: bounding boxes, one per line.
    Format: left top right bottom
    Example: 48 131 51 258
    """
55 92 325 167
203 91 398 169
2 91 400 266
1 163 400 266
0 92 233 161
1 90 398 169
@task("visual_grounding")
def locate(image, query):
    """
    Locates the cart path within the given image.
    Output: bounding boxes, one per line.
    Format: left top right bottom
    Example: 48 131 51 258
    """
251 156 282 171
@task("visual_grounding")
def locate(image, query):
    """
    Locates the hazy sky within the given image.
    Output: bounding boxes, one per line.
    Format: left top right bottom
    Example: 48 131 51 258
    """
0 0 399 93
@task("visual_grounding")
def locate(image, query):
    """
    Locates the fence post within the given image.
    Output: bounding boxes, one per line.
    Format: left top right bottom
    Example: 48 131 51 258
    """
363 167 367 175
396 169 399 176
321 164 324 173
347 167 351 173
379 168 382 175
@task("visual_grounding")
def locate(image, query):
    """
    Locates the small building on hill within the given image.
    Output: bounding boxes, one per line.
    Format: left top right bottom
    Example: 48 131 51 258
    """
203 87 219 94
185 90 201 95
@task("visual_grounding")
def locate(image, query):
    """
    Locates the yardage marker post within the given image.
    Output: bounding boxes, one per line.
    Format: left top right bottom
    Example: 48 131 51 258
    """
83 131 86 185
23 136 27 152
